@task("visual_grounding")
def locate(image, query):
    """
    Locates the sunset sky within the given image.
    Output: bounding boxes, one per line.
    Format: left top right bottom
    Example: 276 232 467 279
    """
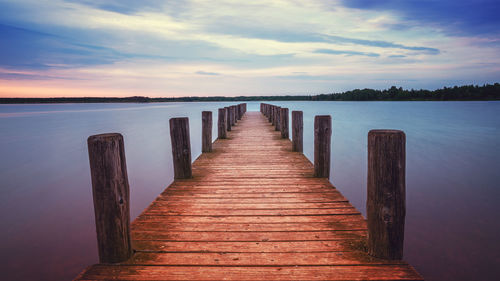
1 0 499 97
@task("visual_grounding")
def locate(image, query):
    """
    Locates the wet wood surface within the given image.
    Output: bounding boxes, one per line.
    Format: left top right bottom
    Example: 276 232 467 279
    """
76 112 422 281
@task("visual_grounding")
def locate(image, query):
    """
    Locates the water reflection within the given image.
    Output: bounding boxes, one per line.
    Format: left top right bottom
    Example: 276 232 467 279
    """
0 101 499 281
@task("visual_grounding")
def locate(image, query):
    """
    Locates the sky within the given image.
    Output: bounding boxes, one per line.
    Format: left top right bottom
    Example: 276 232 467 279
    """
0 0 499 97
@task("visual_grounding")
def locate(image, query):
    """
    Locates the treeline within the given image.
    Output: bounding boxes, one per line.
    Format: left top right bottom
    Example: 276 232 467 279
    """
313 84 500 101
1 83 498 103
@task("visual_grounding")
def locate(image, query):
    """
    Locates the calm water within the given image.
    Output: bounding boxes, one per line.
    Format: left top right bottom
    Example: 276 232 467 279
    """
0 101 499 280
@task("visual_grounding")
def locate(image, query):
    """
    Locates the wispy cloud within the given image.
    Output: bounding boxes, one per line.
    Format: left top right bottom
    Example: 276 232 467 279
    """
314 49 380 57
196 71 220 76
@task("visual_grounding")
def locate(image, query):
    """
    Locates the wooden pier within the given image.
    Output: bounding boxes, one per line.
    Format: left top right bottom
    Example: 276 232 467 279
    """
76 105 422 280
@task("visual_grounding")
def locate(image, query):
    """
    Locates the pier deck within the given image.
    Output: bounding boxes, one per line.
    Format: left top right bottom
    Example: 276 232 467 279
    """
76 111 422 280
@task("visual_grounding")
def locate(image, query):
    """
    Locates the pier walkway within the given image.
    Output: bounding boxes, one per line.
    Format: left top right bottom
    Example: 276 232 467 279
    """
76 111 422 280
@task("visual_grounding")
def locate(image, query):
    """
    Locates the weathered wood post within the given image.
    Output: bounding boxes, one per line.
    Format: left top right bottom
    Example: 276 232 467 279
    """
169 118 192 179
218 108 227 139
235 105 240 121
225 107 231 131
367 130 406 260
202 111 212 153
280 107 289 139
292 111 303 152
275 106 281 131
87 133 132 264
238 104 243 120
314 115 331 178
270 106 275 125
230 106 236 126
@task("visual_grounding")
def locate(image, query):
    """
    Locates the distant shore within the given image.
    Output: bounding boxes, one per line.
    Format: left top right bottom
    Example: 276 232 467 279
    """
1 84 498 104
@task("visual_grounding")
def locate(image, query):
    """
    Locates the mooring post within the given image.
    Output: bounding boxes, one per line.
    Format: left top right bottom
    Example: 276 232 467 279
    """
367 130 406 260
314 115 332 178
225 107 231 132
280 107 289 139
275 106 281 131
87 133 132 264
238 104 243 120
202 111 212 153
169 117 192 179
218 108 227 139
230 106 236 126
292 111 303 152
270 106 275 125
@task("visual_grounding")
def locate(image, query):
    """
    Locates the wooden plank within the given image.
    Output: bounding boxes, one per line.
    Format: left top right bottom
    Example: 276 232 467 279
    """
131 240 365 252
78 265 423 280
131 230 367 242
129 251 403 266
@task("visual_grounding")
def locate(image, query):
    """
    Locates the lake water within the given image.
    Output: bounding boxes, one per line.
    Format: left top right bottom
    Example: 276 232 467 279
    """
0 101 499 280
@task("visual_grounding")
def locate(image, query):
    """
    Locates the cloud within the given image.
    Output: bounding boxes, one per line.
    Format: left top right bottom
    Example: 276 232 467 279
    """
313 49 380 57
195 71 220 76
340 0 500 36
0 24 123 70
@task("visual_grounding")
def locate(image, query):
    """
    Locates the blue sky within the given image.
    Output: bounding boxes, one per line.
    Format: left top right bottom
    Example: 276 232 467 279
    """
0 0 499 97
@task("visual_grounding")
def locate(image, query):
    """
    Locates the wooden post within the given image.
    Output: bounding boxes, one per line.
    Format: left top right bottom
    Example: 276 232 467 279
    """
230 106 236 126
169 118 192 179
280 107 289 139
87 133 132 264
314 115 331 178
275 106 281 131
367 130 406 260
202 111 212 153
218 108 227 139
225 107 231 131
236 104 240 120
270 106 275 125
268 105 273 122
292 111 303 152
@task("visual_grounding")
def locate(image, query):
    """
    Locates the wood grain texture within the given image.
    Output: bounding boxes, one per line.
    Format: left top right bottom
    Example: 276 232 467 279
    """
314 115 332 178
76 112 421 281
225 107 232 131
201 111 212 153
292 110 303 152
367 130 406 260
217 108 227 139
280 107 289 139
274 106 281 131
87 133 132 263
169 118 192 179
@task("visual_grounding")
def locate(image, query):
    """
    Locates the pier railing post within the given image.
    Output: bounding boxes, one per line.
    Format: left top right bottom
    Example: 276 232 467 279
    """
218 108 227 139
87 133 132 264
270 106 275 125
292 111 303 152
314 115 332 178
367 130 406 260
280 107 289 139
231 106 236 126
225 107 231 131
170 117 192 179
275 106 281 131
202 111 212 153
